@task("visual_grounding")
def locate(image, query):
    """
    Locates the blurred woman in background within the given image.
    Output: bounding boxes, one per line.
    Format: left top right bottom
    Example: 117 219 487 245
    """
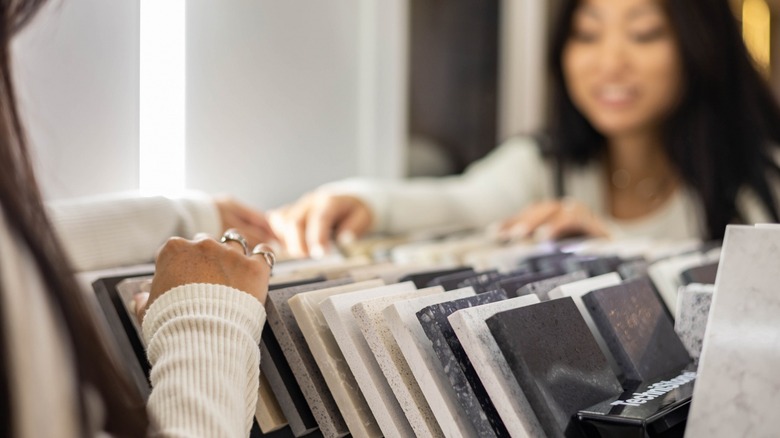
271 0 780 257
1 0 273 436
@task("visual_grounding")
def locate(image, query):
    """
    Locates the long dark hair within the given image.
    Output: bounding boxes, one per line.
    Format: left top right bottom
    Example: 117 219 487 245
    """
0 1 148 436
547 0 780 239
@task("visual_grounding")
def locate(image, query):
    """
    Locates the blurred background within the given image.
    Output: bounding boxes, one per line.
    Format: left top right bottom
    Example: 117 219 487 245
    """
10 0 779 209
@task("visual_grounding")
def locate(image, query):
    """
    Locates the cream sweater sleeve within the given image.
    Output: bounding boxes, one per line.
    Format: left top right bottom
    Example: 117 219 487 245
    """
321 136 554 235
47 191 222 272
142 284 266 438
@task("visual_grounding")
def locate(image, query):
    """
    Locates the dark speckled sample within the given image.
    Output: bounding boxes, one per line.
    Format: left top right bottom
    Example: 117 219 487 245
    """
494 270 566 298
516 271 588 301
417 290 509 437
427 270 496 290
457 271 509 293
563 255 623 277
400 267 474 288
266 279 353 438
487 298 623 438
582 277 691 384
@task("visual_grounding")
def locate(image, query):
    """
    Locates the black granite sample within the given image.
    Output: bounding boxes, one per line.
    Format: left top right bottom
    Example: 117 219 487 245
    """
266 278 353 437
517 251 574 273
680 262 718 285
563 255 623 277
517 270 589 301
400 267 474 288
582 277 691 384
487 298 623 438
428 269 497 290
417 289 509 437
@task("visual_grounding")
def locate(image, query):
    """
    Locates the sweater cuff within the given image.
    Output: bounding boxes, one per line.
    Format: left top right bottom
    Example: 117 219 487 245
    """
142 284 266 346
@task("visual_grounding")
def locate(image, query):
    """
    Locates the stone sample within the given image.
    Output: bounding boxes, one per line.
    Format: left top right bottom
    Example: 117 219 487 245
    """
516 270 588 301
384 287 479 438
674 283 714 362
352 288 445 437
687 226 780 437
647 252 709 315
417 290 510 437
582 277 690 384
288 280 386 438
547 273 623 378
448 294 545 437
680 262 718 285
487 298 623 438
400 267 474 288
319 283 419 438
256 372 288 433
428 270 495 291
266 279 354 437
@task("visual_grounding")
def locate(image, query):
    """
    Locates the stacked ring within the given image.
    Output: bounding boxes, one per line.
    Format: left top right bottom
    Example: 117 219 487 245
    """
252 244 276 271
220 230 249 256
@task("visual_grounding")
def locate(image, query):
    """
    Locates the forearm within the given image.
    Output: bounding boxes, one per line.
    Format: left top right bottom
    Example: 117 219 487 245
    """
143 284 266 438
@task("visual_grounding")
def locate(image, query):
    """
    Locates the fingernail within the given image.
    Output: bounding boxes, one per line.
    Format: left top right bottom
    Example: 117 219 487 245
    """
310 244 326 259
337 230 356 246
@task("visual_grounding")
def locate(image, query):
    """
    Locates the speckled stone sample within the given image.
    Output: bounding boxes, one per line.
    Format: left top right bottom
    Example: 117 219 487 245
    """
582 277 691 384
417 290 510 437
288 280 386 438
319 283 419 438
563 255 623 276
428 270 495 290
687 226 780 437
384 287 479 438
517 251 572 273
616 259 649 281
353 288 445 438
266 279 354 437
448 294 545 437
516 270 588 301
493 270 565 298
487 298 623 438
547 273 623 378
456 270 509 294
674 283 714 362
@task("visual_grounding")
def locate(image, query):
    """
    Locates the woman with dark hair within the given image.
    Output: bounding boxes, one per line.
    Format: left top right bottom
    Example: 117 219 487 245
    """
271 0 780 257
2 0 275 436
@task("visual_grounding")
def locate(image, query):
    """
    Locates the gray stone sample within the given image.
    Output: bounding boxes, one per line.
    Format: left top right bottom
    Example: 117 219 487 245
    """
266 278 353 437
487 298 623 438
582 277 691 384
516 270 588 301
400 267 474 288
417 290 509 437
680 262 718 285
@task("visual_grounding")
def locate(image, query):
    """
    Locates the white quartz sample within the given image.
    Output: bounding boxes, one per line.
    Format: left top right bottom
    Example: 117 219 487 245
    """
319 282 419 438
288 280 385 438
383 287 478 438
352 287 446 438
448 294 545 438
686 226 780 437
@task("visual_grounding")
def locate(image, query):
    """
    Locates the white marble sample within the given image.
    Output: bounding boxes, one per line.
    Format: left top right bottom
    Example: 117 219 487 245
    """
384 287 479 438
288 280 385 438
448 294 545 438
548 273 623 377
674 283 714 362
266 278 353 438
352 288 446 438
647 252 710 314
319 282 419 438
686 226 780 437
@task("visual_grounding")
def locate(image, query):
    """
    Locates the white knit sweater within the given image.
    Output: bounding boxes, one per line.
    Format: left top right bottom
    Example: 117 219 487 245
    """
322 136 777 240
0 193 267 437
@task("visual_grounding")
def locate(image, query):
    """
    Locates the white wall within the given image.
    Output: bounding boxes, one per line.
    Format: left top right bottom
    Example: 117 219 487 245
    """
12 0 408 209
13 0 140 200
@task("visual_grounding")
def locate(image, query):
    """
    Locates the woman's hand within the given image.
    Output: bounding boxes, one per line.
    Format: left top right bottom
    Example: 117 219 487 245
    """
134 231 272 322
214 195 278 248
268 192 373 258
497 199 610 241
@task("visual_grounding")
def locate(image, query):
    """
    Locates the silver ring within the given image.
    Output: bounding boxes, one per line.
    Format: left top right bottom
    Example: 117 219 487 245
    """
220 230 249 256
252 244 276 270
